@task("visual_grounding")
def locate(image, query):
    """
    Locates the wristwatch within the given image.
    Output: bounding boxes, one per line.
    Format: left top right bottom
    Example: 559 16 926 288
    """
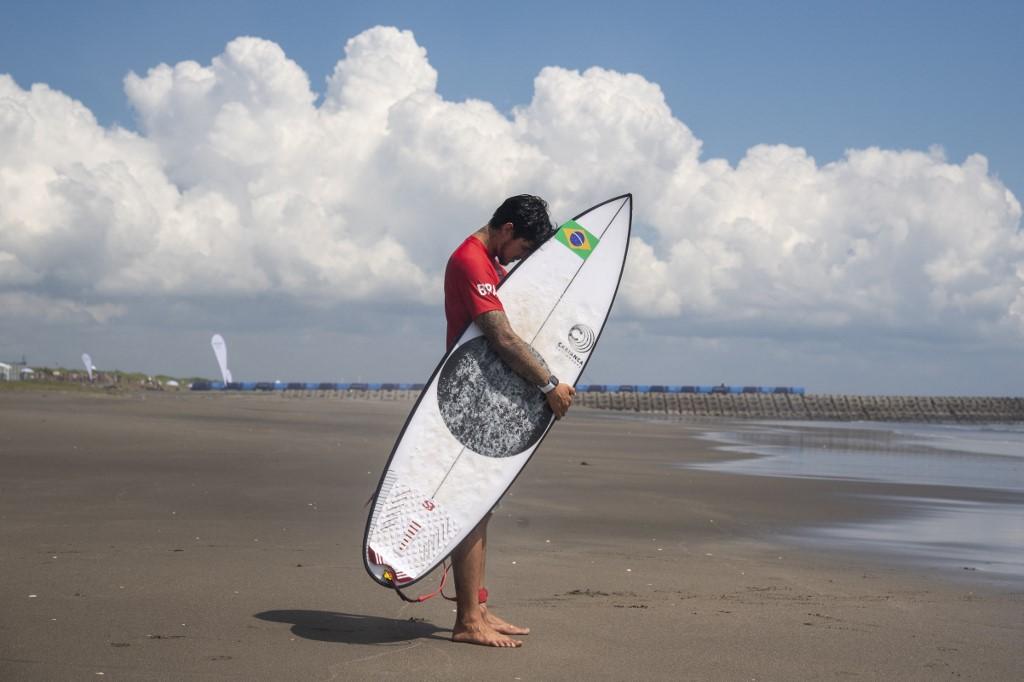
539 375 560 394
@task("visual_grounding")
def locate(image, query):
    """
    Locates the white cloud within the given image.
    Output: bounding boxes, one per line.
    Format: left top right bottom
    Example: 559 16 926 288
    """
636 144 1023 340
0 291 125 324
1 26 1021 350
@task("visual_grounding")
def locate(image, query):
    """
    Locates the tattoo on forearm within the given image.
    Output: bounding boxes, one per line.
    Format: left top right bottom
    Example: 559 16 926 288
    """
476 311 549 385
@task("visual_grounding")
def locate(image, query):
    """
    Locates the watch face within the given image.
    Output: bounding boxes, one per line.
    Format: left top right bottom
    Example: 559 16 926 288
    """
549 375 559 386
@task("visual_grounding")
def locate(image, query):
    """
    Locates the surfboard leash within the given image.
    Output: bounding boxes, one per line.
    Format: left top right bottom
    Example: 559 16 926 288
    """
440 585 488 604
387 561 453 603
385 561 489 605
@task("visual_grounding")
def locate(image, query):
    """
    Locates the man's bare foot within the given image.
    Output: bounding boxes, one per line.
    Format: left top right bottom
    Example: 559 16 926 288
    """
452 619 522 648
481 605 530 635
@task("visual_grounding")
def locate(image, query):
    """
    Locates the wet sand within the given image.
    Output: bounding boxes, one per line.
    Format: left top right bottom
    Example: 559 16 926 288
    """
1 391 1021 680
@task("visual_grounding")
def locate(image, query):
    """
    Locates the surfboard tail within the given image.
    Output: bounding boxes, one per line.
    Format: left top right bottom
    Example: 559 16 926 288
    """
365 478 461 587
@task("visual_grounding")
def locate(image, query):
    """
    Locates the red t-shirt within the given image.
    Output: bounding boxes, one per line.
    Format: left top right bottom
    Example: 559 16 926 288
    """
444 235 507 349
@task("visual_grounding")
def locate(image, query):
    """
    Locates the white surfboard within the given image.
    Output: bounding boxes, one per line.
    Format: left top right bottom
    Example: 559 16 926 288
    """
363 194 632 589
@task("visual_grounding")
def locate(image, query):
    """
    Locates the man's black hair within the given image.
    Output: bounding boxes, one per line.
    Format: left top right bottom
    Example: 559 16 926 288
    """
488 194 554 245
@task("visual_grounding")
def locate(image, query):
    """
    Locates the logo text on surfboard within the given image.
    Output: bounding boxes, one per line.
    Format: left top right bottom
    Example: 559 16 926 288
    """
555 221 600 260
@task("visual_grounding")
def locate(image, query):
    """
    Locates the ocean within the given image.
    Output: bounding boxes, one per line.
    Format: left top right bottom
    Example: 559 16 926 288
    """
686 421 1024 581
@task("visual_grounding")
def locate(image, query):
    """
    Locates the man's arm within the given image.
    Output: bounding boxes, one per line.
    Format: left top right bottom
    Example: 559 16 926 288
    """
476 310 575 417
475 310 548 385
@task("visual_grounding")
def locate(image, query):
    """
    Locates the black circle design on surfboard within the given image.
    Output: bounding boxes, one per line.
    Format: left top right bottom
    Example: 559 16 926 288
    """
437 336 552 458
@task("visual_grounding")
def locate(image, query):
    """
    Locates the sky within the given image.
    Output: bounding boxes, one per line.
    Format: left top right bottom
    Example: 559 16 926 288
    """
1 0 1022 395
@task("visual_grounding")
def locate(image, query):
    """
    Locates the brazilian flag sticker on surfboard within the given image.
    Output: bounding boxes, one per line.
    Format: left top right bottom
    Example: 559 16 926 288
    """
555 221 600 260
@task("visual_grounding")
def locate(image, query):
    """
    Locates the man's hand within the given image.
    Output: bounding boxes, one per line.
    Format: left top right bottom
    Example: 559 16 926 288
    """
546 382 575 418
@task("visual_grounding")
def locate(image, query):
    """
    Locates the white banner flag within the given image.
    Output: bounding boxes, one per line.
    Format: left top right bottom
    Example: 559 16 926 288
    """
211 334 231 384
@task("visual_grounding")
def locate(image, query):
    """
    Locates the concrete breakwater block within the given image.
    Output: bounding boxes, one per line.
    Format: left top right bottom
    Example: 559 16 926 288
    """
257 385 1022 423
594 392 1024 423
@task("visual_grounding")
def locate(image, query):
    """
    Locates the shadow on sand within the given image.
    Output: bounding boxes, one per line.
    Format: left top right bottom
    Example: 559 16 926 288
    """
255 610 449 644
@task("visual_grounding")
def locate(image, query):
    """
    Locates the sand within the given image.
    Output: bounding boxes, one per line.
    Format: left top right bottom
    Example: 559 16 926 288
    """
1 390 1021 680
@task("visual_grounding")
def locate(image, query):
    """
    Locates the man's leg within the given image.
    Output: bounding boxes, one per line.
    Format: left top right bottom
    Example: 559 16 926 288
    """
478 520 530 635
451 515 522 647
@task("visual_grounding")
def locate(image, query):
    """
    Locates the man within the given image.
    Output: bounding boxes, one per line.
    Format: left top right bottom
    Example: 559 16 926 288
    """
444 194 576 648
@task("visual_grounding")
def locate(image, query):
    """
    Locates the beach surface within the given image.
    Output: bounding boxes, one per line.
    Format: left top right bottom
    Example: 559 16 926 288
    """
1 390 1021 680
